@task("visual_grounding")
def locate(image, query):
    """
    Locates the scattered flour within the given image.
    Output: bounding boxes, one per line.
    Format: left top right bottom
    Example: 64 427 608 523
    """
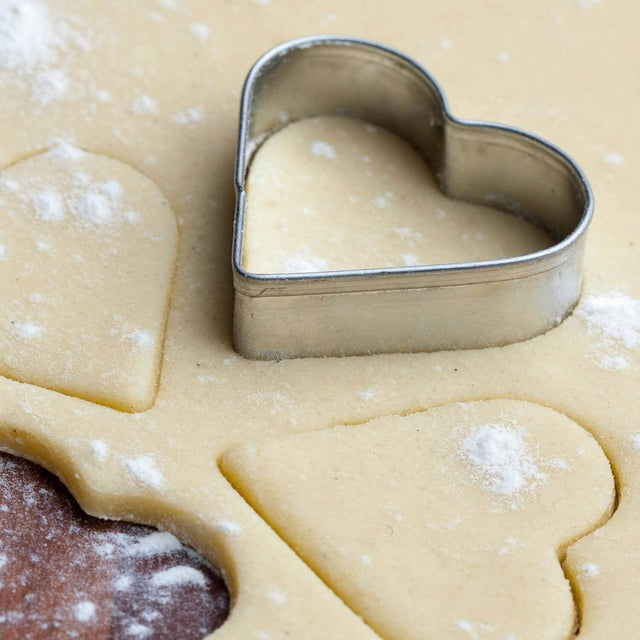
125 622 153 639
1 176 20 191
46 140 85 162
32 189 64 221
282 249 328 273
456 620 477 638
599 354 629 372
373 191 393 208
12 322 43 340
0 0 59 71
267 589 287 605
0 244 5 259
95 88 110 103
578 562 600 577
24 161 133 229
455 620 492 638
0 0 86 103
123 456 164 489
310 141 335 159
123 531 183 557
72 601 96 623
88 439 108 461
576 293 640 349
357 388 376 401
214 520 242 536
130 95 158 115
31 68 67 103
188 22 209 42
172 105 204 125
401 253 420 266
460 423 544 495
604 152 625 167
123 328 153 350
631 433 640 451
113 574 133 591
151 565 207 588
67 179 123 226
575 292 640 370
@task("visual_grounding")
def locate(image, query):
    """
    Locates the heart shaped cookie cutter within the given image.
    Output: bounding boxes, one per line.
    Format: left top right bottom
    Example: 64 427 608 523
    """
232 35 593 360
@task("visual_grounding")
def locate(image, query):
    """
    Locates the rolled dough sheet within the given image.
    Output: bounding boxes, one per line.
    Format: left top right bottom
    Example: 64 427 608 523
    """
1 1 639 639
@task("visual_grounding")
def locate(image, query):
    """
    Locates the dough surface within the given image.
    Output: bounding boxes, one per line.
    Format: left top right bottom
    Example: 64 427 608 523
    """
222 400 614 640
1 1 639 639
244 115 552 273
0 148 177 411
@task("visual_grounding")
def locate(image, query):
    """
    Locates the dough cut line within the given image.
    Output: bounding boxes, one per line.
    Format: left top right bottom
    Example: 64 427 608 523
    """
232 35 593 359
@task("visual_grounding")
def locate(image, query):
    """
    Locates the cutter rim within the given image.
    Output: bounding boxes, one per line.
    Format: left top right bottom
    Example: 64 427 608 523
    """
233 35 593 297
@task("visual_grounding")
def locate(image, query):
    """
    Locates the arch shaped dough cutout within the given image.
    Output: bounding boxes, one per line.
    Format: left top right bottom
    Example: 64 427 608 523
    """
221 399 615 640
0 147 178 412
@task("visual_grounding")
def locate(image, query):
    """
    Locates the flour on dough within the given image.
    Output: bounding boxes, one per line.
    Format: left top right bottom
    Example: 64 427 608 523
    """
243 115 552 274
0 147 177 411
222 400 615 640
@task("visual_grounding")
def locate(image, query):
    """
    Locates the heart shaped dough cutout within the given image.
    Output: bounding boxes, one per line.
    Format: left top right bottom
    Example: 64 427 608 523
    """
221 399 615 640
0 145 177 412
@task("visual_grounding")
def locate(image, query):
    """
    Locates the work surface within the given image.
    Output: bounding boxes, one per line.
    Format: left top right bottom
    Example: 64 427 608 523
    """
0 1 639 638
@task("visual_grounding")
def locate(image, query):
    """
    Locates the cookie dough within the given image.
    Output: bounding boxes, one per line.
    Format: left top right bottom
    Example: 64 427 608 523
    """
243 115 552 273
0 148 177 412
222 400 615 640
0 1 639 639
0 450 229 638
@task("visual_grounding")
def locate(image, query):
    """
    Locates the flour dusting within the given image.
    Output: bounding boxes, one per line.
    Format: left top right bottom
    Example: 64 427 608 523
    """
12 322 43 340
578 562 600 577
310 141 335 159
123 456 163 489
88 439 108 461
131 95 158 115
32 189 64 221
282 249 328 273
576 292 640 349
460 424 545 495
72 600 96 623
151 566 207 589
0 0 59 71
172 105 204 125
575 292 640 370
0 0 88 103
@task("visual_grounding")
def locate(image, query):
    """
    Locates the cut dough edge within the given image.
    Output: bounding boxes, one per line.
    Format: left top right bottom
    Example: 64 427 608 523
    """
0 147 179 412
0 394 623 640
219 398 618 640
0 423 383 640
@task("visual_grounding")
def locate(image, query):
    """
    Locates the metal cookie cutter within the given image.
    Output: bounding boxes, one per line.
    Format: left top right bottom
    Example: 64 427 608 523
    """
232 35 593 360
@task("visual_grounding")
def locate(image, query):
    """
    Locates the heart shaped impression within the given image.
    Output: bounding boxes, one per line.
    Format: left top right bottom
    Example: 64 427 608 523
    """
232 36 592 359
0 145 177 411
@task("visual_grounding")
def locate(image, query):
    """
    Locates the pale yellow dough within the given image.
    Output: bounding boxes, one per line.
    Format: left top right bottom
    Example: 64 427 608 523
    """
222 400 615 640
244 115 552 273
1 1 639 640
0 149 177 411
